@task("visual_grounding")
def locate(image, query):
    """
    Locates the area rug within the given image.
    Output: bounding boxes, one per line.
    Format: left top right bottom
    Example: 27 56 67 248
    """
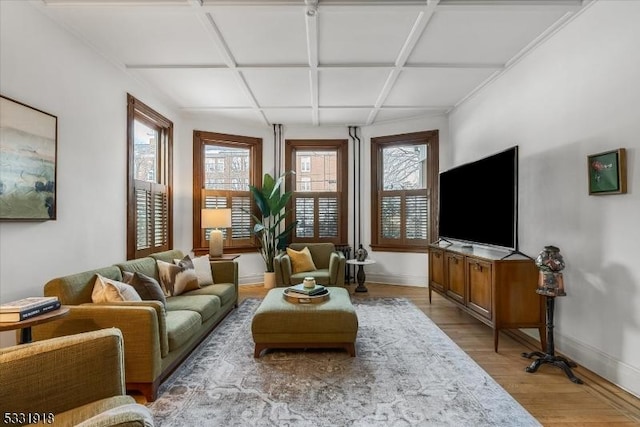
149 298 540 426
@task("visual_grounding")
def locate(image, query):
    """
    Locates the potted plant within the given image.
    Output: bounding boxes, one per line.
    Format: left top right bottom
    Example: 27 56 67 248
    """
247 172 298 288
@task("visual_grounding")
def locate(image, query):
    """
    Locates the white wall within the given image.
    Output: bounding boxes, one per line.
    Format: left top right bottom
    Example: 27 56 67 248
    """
448 0 640 396
0 2 180 346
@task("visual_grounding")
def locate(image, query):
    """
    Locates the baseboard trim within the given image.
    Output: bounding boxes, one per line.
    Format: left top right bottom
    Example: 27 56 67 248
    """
505 329 640 407
360 273 427 287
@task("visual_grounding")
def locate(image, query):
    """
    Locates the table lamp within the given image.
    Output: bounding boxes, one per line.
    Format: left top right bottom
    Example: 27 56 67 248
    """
201 208 231 257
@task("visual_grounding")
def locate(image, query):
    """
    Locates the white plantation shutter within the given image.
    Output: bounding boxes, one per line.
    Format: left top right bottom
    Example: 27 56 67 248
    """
134 180 169 254
135 187 150 250
381 195 401 239
202 189 253 248
295 197 315 238
318 197 338 238
293 194 341 241
379 190 428 245
231 196 251 239
406 194 428 240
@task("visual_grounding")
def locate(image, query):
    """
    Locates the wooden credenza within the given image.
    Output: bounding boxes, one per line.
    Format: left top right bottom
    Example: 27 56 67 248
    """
428 242 545 352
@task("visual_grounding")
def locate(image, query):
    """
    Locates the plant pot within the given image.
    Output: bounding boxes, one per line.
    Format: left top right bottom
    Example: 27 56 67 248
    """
263 272 276 289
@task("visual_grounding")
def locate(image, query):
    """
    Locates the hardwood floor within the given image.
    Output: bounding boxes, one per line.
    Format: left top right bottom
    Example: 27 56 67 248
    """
239 282 640 426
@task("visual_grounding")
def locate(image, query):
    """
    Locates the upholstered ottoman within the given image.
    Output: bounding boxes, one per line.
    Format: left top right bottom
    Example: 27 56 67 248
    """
251 287 358 357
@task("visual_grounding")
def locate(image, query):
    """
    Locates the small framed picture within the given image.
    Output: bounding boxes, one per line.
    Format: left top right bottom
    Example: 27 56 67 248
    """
588 148 627 195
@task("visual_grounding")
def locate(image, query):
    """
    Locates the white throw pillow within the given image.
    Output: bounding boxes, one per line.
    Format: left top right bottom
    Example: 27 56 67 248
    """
92 274 142 303
191 255 214 286
173 255 214 287
157 259 199 296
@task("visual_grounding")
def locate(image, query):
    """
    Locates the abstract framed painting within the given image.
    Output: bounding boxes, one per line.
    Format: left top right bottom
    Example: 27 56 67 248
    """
587 148 627 195
0 95 57 220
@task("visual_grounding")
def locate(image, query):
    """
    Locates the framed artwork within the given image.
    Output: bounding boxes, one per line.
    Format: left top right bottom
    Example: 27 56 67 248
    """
588 148 627 195
0 95 57 220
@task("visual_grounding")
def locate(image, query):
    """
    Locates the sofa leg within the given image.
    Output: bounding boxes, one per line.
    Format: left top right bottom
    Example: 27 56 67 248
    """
127 381 158 402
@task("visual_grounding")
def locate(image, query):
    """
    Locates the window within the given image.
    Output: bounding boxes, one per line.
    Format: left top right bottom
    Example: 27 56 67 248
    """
193 131 262 254
126 94 173 260
300 156 311 172
300 177 311 191
285 139 348 244
371 130 438 252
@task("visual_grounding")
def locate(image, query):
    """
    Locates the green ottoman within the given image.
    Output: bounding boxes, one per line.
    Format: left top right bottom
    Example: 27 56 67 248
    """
251 287 358 357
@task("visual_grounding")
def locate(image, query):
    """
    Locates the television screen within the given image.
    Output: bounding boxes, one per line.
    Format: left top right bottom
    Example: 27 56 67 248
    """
438 146 518 250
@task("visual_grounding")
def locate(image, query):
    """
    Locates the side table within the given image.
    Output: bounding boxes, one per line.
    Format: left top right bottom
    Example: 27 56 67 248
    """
209 254 240 261
346 259 376 293
0 306 69 344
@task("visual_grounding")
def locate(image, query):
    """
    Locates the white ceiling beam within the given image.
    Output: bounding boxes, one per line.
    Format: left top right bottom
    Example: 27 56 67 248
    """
125 62 502 70
187 4 270 125
198 0 582 5
180 105 451 111
200 12 236 68
305 8 319 126
367 0 439 125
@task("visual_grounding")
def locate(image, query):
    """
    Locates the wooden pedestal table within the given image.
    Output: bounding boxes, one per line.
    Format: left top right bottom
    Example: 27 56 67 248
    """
522 296 583 384
346 259 376 293
0 306 69 344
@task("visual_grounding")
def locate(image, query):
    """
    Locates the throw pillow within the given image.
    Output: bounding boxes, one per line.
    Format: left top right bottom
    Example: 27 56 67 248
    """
286 246 317 274
173 255 214 287
157 259 199 296
92 274 142 303
192 255 215 286
123 271 167 308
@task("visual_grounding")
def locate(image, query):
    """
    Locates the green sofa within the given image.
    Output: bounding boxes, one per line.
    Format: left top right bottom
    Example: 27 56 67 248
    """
273 243 346 287
0 328 154 426
31 249 238 402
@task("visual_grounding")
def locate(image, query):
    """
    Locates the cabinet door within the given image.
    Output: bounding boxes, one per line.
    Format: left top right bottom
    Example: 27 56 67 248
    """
466 258 492 320
429 249 445 292
445 253 465 303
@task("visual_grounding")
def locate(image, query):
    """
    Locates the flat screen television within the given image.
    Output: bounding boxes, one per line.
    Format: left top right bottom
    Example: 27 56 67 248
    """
438 146 518 251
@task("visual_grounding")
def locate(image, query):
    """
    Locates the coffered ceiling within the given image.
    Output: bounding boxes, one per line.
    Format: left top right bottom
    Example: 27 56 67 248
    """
34 0 591 127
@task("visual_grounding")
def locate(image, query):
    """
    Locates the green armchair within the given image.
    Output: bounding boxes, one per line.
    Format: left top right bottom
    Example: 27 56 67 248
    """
0 328 154 426
274 243 346 287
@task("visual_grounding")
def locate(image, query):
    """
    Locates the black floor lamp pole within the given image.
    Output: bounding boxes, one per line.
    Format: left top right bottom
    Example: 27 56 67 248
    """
522 295 583 384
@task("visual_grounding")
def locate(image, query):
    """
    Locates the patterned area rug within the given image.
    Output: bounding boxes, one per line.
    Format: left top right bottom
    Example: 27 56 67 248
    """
149 298 540 426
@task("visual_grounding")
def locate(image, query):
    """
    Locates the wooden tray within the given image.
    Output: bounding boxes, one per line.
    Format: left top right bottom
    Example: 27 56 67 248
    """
283 288 330 304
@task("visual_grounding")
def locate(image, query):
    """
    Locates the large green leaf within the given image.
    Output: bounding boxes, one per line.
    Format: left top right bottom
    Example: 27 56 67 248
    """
248 171 297 272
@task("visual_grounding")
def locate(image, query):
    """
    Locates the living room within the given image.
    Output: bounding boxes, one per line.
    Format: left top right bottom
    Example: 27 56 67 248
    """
1 0 638 424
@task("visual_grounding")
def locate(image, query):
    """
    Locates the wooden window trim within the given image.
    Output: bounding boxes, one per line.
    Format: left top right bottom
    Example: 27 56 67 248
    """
126 94 173 260
285 139 349 245
192 131 262 255
370 130 439 253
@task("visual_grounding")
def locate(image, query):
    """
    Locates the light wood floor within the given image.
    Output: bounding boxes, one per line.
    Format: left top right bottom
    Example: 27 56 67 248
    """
240 282 640 426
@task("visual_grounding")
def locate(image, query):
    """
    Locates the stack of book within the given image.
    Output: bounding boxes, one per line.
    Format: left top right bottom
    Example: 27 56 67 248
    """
286 283 327 296
0 296 61 323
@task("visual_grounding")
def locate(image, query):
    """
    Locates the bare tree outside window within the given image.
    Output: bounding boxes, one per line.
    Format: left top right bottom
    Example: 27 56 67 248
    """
371 131 438 252
382 145 427 190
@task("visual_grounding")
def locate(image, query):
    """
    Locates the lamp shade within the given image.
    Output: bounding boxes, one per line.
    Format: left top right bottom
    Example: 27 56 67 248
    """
202 208 232 257
201 208 232 229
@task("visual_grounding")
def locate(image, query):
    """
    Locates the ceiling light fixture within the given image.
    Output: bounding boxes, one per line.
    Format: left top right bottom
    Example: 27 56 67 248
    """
305 0 318 17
